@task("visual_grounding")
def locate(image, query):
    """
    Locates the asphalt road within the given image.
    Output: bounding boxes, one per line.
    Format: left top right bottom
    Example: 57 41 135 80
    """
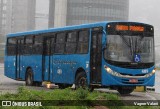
0 64 25 94
0 63 54 94
97 88 160 100
0 63 160 101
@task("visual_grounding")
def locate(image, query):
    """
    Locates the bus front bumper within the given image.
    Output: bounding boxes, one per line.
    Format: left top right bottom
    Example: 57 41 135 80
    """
102 73 155 87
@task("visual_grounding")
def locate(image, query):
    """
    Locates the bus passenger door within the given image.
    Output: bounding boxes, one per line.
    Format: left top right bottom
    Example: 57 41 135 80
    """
16 38 24 80
43 37 55 81
90 30 102 84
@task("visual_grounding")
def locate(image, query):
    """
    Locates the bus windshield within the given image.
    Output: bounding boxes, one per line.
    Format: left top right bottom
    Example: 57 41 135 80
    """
104 35 154 63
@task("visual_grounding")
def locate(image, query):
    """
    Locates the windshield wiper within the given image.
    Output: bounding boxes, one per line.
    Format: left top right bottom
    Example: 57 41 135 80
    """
135 36 144 53
119 35 134 60
119 35 131 48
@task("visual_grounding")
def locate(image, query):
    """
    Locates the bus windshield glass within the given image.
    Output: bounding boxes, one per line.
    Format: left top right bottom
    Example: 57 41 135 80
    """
104 23 154 68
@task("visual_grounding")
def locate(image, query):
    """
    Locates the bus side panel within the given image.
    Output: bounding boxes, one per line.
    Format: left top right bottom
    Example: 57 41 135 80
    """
22 55 42 82
19 55 25 80
52 54 90 84
43 55 49 81
4 56 16 79
32 55 43 82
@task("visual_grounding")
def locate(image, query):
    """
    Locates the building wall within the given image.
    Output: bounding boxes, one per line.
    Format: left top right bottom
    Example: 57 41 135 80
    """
0 0 2 38
0 0 7 42
67 0 129 25
49 0 129 28
48 0 55 28
35 0 49 30
0 0 36 58
4 0 36 34
54 0 67 28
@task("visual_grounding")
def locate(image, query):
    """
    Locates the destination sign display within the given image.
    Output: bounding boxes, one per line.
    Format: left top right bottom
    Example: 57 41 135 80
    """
116 25 144 32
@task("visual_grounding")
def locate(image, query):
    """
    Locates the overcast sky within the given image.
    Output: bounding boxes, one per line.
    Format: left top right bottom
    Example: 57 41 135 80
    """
129 0 160 37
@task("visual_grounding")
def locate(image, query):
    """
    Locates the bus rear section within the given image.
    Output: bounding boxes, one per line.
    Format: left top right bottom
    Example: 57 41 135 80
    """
101 22 155 94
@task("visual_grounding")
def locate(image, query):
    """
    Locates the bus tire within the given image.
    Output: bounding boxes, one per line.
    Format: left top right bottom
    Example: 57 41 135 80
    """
117 87 134 95
26 69 34 86
34 81 42 87
75 72 87 89
58 84 72 89
89 86 94 92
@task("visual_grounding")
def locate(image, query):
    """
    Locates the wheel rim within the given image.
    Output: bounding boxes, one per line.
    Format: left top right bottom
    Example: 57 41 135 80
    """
27 74 32 85
78 77 87 88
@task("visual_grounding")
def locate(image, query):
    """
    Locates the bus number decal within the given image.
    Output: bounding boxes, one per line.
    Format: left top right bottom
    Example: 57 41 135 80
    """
86 61 89 68
142 69 148 74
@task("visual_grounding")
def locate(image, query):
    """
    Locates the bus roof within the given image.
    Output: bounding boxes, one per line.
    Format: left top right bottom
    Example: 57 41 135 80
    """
7 21 153 37
7 21 109 37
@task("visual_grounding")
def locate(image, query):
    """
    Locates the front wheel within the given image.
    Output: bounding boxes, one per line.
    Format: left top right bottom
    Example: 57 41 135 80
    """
117 87 135 95
58 84 72 89
75 72 87 89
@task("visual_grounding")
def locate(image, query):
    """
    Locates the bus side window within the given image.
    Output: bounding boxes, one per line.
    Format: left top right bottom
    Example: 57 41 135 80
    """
50 36 55 55
65 31 77 54
7 38 17 56
55 32 66 54
25 36 33 55
77 30 89 54
18 38 25 55
33 35 43 54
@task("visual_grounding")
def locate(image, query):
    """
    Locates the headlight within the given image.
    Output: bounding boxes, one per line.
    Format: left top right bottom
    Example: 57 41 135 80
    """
152 69 156 74
145 69 156 78
106 67 112 73
104 65 121 77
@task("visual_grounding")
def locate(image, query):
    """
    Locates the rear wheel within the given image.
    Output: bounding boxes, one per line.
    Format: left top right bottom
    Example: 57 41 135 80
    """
89 86 94 92
26 69 42 87
75 72 88 89
26 69 33 86
117 87 135 95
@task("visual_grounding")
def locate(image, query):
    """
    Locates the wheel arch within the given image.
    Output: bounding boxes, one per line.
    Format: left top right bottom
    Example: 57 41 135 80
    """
25 66 33 80
75 67 87 81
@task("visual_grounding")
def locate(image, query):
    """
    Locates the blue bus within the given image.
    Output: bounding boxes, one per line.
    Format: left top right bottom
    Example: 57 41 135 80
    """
4 21 155 94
